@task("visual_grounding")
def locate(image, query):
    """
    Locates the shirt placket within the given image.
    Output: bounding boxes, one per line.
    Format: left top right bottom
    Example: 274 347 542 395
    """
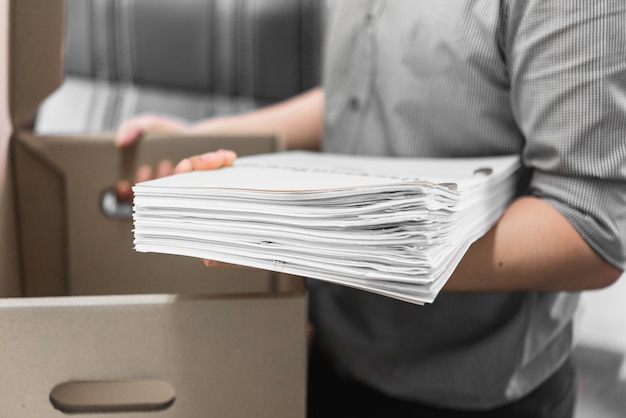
339 0 386 153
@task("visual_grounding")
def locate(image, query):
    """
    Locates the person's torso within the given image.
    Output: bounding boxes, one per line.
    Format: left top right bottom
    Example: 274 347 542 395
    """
315 0 578 409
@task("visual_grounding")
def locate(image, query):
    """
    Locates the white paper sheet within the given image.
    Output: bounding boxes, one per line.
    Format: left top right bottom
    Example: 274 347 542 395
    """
133 151 521 304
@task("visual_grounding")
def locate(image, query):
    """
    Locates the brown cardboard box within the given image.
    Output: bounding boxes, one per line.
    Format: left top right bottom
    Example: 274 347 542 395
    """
0 289 307 417
13 132 284 296
4 0 286 297
1 0 307 416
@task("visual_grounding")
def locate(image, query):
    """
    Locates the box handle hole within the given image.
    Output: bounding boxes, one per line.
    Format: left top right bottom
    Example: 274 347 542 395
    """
100 189 133 220
473 167 493 176
50 379 175 414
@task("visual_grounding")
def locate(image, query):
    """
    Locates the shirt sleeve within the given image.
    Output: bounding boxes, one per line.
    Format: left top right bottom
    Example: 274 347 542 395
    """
505 0 626 269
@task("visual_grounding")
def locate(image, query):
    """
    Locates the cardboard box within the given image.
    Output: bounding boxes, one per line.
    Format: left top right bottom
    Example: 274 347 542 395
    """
13 132 284 296
4 0 287 297
0 288 307 417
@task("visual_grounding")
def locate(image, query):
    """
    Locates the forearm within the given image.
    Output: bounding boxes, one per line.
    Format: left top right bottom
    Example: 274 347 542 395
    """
445 196 622 292
190 87 324 151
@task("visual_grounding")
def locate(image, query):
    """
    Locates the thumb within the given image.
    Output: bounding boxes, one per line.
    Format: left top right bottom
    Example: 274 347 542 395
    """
174 149 237 174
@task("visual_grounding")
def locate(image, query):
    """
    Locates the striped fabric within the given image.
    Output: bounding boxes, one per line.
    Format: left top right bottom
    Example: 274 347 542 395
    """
35 0 324 133
310 0 626 410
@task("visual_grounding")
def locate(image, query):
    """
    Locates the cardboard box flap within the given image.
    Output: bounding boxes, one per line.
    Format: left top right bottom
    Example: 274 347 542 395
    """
7 0 65 130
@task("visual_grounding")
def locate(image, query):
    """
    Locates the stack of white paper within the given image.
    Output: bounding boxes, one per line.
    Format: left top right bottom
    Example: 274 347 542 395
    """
133 151 521 304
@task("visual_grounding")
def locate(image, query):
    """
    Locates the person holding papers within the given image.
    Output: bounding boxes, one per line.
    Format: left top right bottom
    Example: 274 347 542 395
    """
116 2 626 417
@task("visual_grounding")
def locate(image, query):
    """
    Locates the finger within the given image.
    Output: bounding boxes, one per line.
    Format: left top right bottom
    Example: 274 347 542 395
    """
135 164 154 184
174 149 237 174
173 158 192 174
156 159 175 178
216 149 237 166
115 117 149 148
187 149 236 171
203 259 254 270
115 180 133 203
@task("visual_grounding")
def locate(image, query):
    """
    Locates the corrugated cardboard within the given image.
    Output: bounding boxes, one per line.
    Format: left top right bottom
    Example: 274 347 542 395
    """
4 0 288 297
0 289 307 417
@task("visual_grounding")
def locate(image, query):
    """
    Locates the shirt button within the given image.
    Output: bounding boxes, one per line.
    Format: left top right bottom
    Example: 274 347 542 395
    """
348 97 361 111
364 13 375 25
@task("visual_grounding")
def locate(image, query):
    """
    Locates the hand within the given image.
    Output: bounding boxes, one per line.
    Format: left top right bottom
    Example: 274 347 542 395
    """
171 150 243 270
173 148 237 174
115 160 176 203
114 115 190 201
115 114 190 147
116 148 238 201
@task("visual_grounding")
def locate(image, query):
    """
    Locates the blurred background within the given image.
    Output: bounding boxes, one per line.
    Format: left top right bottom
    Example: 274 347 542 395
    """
575 275 626 418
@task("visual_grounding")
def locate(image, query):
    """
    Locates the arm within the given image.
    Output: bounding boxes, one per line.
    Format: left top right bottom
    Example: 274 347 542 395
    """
173 88 324 172
445 3 626 292
115 87 324 151
445 196 621 292
114 87 324 193
190 87 324 152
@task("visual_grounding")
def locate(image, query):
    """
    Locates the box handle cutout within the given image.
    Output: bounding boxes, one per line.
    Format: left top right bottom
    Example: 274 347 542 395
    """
100 189 133 220
50 379 175 414
473 167 493 176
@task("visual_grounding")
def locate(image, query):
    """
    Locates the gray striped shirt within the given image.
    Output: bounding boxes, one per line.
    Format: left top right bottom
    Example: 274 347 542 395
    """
309 0 626 409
